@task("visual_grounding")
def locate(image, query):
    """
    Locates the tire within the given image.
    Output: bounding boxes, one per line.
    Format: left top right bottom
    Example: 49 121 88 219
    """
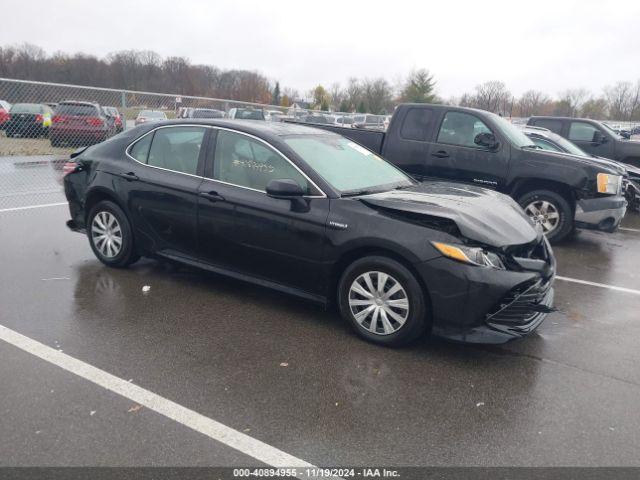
338 255 428 347
87 200 139 268
50 137 60 147
518 189 573 243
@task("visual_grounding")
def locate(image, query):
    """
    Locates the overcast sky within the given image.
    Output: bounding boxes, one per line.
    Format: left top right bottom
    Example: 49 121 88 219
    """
2 0 639 99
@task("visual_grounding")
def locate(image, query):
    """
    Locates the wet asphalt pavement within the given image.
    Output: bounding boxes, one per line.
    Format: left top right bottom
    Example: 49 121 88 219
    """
1 156 640 468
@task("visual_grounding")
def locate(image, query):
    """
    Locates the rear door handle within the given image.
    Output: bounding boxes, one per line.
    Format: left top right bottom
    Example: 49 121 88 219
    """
117 171 139 181
199 191 225 202
431 150 450 159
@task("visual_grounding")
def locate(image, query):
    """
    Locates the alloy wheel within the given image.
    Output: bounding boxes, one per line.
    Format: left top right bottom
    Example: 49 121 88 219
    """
524 200 560 234
348 271 409 335
91 211 123 258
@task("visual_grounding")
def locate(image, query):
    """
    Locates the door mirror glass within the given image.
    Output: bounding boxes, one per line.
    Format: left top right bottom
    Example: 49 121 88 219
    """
474 132 498 149
266 178 305 198
592 130 606 144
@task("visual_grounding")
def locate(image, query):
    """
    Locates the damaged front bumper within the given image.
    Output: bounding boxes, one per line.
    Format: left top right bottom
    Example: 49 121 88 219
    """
416 236 556 344
574 195 627 232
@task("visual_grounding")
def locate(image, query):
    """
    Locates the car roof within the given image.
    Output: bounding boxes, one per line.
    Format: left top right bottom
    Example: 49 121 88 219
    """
154 118 334 140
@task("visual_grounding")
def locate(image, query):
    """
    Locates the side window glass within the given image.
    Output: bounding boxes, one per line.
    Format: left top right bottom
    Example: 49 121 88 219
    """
213 130 309 193
532 138 562 152
569 122 599 142
147 127 205 175
129 133 153 163
436 112 492 148
400 108 432 141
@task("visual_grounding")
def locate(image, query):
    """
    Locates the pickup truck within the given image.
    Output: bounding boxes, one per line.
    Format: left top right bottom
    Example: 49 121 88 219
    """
295 104 628 242
527 116 640 167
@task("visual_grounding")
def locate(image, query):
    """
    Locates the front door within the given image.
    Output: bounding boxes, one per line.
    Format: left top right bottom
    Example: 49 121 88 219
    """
197 129 329 295
425 110 509 189
567 121 616 158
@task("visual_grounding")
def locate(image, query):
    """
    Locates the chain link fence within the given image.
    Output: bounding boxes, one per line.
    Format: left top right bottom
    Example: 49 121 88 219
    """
0 78 378 210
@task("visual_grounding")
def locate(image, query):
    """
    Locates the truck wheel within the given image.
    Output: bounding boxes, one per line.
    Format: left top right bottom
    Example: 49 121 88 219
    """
338 256 429 347
518 190 573 243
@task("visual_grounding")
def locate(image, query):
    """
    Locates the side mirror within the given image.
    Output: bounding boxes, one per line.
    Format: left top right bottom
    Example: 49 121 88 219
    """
266 179 305 198
266 179 309 212
474 132 499 149
621 131 631 139
592 130 607 144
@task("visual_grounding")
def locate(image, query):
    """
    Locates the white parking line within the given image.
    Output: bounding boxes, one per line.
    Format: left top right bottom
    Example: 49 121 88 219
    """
0 324 315 471
556 276 640 296
619 227 640 233
0 202 67 213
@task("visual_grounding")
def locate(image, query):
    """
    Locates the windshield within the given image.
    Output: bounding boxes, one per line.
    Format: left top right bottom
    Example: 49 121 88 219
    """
193 109 223 118
491 114 537 148
601 122 624 139
284 134 413 194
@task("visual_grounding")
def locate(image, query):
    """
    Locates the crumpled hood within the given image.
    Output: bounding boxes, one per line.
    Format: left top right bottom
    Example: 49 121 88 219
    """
359 182 540 248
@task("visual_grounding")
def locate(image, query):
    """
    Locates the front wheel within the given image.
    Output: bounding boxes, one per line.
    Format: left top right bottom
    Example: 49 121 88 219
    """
338 256 429 346
518 189 573 243
87 200 139 268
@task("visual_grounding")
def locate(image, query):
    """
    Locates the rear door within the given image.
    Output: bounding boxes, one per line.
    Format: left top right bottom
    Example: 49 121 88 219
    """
120 125 208 255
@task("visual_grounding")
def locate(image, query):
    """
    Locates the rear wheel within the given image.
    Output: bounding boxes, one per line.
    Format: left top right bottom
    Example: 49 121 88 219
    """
518 189 573 243
338 256 428 346
87 200 139 268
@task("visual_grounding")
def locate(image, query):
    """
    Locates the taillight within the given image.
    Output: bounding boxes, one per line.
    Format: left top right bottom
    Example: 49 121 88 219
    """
35 114 43 123
86 117 104 126
52 115 63 123
115 117 122 125
62 161 79 176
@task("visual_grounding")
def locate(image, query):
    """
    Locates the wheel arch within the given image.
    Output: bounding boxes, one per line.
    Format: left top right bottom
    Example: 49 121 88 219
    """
509 178 576 210
84 187 129 223
329 246 432 316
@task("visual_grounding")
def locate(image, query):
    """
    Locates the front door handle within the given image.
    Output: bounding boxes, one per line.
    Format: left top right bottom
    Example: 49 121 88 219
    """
199 191 225 202
117 171 139 181
431 150 450 159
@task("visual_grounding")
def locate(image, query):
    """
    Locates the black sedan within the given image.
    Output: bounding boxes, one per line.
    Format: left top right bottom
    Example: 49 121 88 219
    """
63 120 556 346
4 103 53 137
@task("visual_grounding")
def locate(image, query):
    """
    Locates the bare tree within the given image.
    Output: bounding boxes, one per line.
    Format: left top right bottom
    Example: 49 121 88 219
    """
604 82 633 120
473 81 511 114
518 90 551 116
557 88 589 117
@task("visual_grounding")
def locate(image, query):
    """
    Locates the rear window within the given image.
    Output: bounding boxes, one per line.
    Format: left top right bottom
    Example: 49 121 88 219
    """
236 109 264 120
10 104 43 114
531 118 563 134
192 109 223 118
400 108 433 141
56 104 98 116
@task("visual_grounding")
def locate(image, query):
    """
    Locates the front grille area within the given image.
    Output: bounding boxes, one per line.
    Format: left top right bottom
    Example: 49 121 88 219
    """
486 279 554 334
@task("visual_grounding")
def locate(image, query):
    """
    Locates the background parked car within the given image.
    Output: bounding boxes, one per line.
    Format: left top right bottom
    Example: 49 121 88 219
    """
523 125 640 211
135 110 167 126
353 114 386 129
50 101 113 147
0 100 11 130
334 115 354 127
103 106 124 133
188 108 225 119
227 108 265 120
527 116 640 167
4 103 53 138
266 110 286 122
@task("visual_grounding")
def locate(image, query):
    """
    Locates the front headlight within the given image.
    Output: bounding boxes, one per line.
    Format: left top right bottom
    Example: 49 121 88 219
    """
597 173 622 195
432 242 505 269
